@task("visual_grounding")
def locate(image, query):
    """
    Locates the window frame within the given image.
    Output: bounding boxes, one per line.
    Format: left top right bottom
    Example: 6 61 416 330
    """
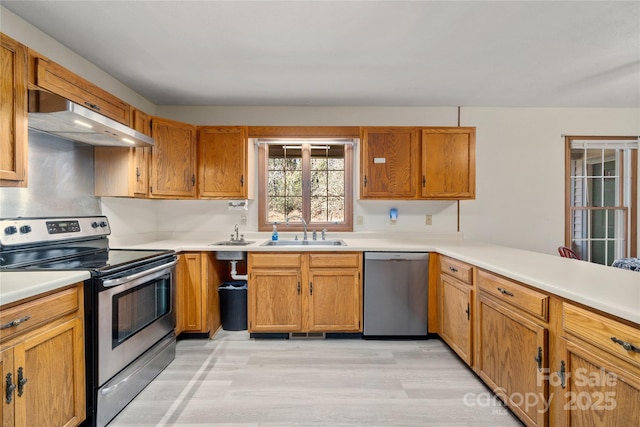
564 135 638 263
253 127 357 232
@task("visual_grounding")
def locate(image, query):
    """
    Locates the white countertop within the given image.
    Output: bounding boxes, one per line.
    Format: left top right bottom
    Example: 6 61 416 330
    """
121 233 640 325
0 270 91 306
1 233 637 325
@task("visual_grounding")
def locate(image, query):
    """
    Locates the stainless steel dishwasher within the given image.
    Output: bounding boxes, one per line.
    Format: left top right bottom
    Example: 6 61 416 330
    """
363 252 429 337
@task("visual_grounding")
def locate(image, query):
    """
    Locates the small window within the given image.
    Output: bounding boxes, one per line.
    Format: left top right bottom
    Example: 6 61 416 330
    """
565 136 638 264
258 139 354 232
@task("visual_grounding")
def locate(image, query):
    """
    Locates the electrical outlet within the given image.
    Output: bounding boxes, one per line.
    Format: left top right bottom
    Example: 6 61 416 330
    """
240 215 247 225
425 214 432 225
357 216 364 225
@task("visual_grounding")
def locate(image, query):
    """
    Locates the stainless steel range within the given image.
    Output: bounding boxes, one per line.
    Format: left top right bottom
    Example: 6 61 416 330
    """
0 216 177 427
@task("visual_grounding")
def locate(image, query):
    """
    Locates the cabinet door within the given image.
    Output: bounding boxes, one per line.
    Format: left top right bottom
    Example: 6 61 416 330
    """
0 34 28 187
149 117 197 198
558 339 640 427
1 348 15 426
307 269 361 332
131 109 151 196
439 274 472 365
177 253 206 333
421 127 475 199
18 316 85 427
477 293 548 427
360 127 419 199
248 270 302 332
198 126 247 198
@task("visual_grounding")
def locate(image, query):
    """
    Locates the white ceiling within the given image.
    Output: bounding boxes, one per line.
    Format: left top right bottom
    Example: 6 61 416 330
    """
3 0 639 108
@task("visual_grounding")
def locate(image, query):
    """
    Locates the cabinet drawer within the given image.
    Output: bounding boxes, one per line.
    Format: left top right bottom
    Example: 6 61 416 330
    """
35 58 131 125
249 253 302 268
440 256 473 284
309 253 361 268
563 303 640 369
478 270 548 321
0 285 81 343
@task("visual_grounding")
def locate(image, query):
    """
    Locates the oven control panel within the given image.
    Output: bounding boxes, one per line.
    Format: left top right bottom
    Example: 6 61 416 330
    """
0 216 111 247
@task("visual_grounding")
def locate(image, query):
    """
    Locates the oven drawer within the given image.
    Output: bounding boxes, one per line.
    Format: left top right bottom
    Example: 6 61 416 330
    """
0 285 81 343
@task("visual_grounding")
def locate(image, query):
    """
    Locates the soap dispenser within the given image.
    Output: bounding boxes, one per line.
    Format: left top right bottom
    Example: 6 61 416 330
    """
272 224 279 241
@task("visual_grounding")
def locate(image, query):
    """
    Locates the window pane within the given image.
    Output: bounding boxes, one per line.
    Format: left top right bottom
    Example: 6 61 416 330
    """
311 197 328 222
328 171 344 196
327 158 344 170
327 197 345 222
285 197 302 217
285 157 302 171
285 171 302 196
268 197 285 223
311 170 327 197
268 170 285 196
311 157 327 171
268 157 285 170
592 210 606 238
590 240 606 266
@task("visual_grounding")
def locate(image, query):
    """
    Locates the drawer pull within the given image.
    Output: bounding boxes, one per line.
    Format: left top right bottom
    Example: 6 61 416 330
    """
611 337 640 353
448 266 458 273
84 101 100 111
497 287 514 297
1 315 31 330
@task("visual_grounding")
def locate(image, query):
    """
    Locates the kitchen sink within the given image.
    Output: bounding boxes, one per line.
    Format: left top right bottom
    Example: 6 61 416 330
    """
261 239 347 247
210 240 255 246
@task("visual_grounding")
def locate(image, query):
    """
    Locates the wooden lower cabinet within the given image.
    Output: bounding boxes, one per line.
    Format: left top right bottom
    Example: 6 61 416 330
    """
0 284 85 427
439 273 473 365
558 339 640 427
477 292 548 427
248 252 362 333
249 269 302 332
176 252 225 337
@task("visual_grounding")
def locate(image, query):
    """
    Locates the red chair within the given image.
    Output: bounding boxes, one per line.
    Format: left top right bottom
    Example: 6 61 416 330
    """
558 246 580 260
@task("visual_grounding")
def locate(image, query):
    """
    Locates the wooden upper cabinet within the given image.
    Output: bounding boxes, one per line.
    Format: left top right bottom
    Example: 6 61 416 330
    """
421 127 476 199
360 127 419 199
149 117 197 198
0 34 28 187
131 109 151 196
34 57 131 125
198 126 248 199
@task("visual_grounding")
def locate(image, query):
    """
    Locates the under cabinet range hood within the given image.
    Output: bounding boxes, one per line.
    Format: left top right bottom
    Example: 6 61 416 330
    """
27 90 154 148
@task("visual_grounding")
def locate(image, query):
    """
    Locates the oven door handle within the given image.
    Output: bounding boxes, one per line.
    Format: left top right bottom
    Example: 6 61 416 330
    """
102 260 177 288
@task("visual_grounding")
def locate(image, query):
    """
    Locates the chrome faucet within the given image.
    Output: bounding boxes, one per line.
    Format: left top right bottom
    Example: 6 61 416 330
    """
233 224 240 241
286 215 308 241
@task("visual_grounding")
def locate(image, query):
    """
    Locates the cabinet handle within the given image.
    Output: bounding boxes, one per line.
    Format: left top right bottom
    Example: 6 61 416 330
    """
363 175 367 187
422 175 426 187
136 167 141 181
192 175 196 186
448 266 458 273
297 282 300 295
17 367 27 397
465 303 470 320
240 175 244 187
497 287 514 297
5 373 16 404
559 360 566 389
309 281 313 295
1 315 31 330
83 101 100 111
611 337 640 353
534 347 543 372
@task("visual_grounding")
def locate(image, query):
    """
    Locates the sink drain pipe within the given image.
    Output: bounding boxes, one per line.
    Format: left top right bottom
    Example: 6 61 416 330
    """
229 260 248 281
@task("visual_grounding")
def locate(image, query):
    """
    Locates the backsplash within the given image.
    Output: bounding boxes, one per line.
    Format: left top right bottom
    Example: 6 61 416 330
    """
0 131 101 219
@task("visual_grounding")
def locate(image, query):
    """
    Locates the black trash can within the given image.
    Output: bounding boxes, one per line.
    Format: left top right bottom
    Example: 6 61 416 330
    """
218 280 248 331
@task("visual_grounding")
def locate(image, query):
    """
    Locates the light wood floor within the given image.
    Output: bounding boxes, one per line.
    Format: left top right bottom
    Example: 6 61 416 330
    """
109 331 523 426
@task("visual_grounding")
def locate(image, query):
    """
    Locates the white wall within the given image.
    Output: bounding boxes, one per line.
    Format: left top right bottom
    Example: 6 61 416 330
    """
0 6 156 113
